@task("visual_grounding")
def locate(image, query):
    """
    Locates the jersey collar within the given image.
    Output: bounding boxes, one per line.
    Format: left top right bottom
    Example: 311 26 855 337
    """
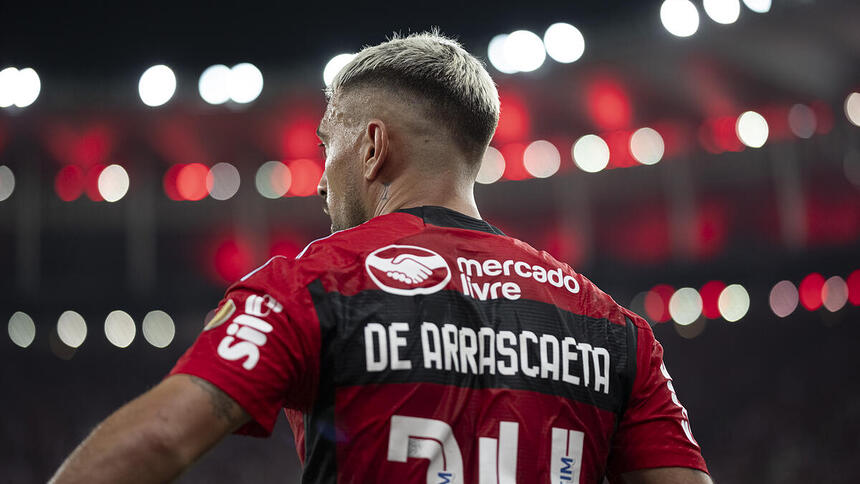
395 206 505 236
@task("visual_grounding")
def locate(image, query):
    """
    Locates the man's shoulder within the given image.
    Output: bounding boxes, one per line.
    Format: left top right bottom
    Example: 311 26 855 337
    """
295 212 424 262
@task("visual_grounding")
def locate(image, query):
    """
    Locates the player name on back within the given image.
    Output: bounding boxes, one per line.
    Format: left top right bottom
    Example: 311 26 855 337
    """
363 321 611 395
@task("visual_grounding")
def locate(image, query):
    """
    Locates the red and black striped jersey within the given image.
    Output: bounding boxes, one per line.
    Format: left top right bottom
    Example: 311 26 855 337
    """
170 205 708 483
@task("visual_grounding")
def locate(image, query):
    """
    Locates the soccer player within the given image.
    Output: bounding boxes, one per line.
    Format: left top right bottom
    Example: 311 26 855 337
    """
51 32 711 484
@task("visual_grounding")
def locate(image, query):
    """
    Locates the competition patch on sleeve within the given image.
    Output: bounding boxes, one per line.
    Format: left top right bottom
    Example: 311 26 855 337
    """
204 299 236 331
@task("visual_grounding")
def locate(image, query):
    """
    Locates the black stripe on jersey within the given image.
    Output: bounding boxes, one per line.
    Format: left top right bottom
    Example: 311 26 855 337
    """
321 287 634 414
396 206 506 236
302 280 338 484
621 315 638 412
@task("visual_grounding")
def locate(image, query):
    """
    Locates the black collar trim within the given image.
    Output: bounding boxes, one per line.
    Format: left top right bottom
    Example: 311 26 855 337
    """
396 206 505 236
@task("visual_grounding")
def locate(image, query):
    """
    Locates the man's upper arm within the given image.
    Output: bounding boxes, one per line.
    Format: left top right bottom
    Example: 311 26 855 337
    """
606 312 709 481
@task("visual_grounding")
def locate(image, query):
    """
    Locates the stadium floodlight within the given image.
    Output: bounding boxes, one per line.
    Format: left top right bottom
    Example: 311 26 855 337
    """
138 65 176 107
543 23 585 64
504 30 546 73
630 127 665 165
323 54 356 86
199 64 231 105
742 0 771 13
572 134 610 173
660 0 700 38
703 0 741 25
0 66 41 108
229 63 263 104
845 92 860 127
523 140 561 178
488 34 518 74
736 110 769 148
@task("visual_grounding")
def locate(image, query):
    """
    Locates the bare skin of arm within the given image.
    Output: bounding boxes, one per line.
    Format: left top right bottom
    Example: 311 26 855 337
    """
50 374 250 484
622 467 714 484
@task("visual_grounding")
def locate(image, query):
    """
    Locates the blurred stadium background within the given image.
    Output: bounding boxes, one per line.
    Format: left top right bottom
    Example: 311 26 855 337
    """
1 0 859 482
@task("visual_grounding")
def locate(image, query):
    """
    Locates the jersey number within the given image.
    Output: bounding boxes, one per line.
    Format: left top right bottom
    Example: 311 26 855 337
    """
387 415 584 484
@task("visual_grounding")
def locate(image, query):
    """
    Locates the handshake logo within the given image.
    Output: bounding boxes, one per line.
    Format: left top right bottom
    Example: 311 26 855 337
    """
365 245 452 296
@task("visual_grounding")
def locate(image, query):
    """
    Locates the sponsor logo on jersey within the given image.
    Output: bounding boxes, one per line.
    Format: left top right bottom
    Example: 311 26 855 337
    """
215 293 282 370
366 245 452 296
204 299 236 331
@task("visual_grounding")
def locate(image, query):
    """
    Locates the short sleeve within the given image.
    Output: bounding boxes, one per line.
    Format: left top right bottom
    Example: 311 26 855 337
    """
169 257 320 437
606 314 708 479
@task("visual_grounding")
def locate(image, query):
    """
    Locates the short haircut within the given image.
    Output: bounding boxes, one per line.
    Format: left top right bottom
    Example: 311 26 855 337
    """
328 30 500 163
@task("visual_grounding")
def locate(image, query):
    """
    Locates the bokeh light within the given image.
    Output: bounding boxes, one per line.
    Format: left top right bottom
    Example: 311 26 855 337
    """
703 0 741 24
97 164 130 202
822 276 848 313
198 64 231 105
0 67 19 108
669 287 703 326
286 159 322 197
845 92 860 127
8 312 36 348
55 165 85 201
736 110 769 148
142 310 175 348
0 165 15 201
645 284 675 323
138 65 176 107
742 0 771 13
206 162 241 200
177 163 209 201
700 280 726 319
229 63 264 104
630 127 665 165
523 140 561 178
57 310 87 348
323 54 356 86
488 34 518 74
105 310 136 348
0 67 41 108
255 160 291 199
799 273 825 311
543 23 585 64
769 280 799 318
787 104 817 139
572 134 610 173
476 146 505 184
848 269 860 306
504 30 546 73
660 0 700 38
718 284 750 322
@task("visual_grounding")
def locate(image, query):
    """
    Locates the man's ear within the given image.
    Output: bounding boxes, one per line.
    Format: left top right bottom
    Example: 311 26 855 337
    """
363 119 388 181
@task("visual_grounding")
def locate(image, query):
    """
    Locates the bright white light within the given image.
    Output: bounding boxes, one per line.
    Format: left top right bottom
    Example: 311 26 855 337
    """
142 310 175 348
660 0 700 38
206 162 241 200
255 161 290 199
323 54 356 87
736 110 769 148
704 0 741 24
476 146 506 184
105 310 136 348
543 23 585 64
742 0 771 13
630 127 665 165
718 284 750 322
8 312 36 348
57 310 87 348
822 276 848 312
0 165 15 202
845 92 860 127
0 67 18 108
769 280 798 318
0 67 41 108
669 287 703 326
97 164 130 202
199 64 231 105
788 104 817 139
229 63 263 104
523 140 561 178
14 68 41 108
138 65 176 107
572 134 610 173
504 30 546 73
488 34 518 74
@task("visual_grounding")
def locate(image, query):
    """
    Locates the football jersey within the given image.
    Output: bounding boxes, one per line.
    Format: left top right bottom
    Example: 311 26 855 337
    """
170 205 708 483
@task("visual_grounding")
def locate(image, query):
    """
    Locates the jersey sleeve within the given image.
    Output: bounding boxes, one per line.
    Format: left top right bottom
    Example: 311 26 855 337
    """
606 311 708 479
168 256 320 437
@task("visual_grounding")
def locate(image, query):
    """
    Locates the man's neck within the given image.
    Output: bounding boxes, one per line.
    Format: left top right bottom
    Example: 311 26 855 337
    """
371 175 481 221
